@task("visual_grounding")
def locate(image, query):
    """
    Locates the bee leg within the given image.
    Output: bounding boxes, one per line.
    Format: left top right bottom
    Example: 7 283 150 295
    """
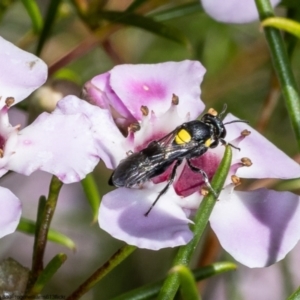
144 159 182 217
186 159 218 198
220 139 240 151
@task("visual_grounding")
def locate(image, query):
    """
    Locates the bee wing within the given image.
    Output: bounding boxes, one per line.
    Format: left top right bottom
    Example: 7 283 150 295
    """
111 136 199 188
110 151 150 187
156 128 178 146
112 141 174 187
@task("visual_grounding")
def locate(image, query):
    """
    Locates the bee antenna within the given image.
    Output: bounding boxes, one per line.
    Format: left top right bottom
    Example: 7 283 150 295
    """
223 119 249 125
218 103 227 119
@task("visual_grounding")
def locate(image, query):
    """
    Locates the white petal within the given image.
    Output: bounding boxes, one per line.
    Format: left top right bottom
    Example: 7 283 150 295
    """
210 189 300 267
0 187 21 238
0 37 47 109
99 183 193 250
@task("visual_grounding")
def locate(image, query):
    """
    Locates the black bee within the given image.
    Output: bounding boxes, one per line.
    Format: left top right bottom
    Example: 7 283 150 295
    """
109 105 244 216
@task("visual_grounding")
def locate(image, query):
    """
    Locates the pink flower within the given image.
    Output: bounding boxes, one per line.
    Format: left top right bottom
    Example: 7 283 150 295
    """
0 37 103 183
201 0 280 23
84 60 300 268
0 37 104 239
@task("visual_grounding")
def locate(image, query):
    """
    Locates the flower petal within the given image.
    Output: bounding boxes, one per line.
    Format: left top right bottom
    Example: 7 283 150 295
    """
0 108 19 177
210 188 300 267
224 113 300 179
99 183 193 250
201 0 280 24
0 187 21 238
174 151 222 197
54 95 127 169
6 100 101 183
109 60 206 120
133 102 191 151
0 37 47 109
84 72 136 123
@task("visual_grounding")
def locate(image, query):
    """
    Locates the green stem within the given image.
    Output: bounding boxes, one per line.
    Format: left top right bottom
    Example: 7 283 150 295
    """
255 0 300 150
28 176 63 289
285 7 300 56
157 145 233 300
81 173 101 223
66 245 136 299
27 253 67 295
36 0 62 56
17 217 76 250
21 0 43 33
112 262 236 300
170 265 201 300
287 286 300 300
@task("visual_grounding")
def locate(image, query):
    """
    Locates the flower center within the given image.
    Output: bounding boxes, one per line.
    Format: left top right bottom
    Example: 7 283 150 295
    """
174 152 221 197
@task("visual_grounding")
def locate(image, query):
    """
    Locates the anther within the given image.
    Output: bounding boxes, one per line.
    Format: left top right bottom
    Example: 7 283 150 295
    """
200 187 209 196
208 108 218 116
231 175 241 186
172 94 179 105
140 105 149 116
241 157 252 167
0 149 3 158
128 122 141 132
241 129 251 137
5 97 15 107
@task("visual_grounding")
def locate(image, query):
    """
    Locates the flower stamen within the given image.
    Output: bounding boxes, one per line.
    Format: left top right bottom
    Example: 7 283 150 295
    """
241 129 251 136
5 97 14 107
128 122 141 132
140 105 149 116
231 175 241 186
241 157 252 167
172 94 179 105
200 186 209 196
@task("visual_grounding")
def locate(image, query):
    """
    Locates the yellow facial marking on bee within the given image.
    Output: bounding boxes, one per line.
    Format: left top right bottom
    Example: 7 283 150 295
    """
208 108 218 116
175 129 191 144
204 138 212 147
